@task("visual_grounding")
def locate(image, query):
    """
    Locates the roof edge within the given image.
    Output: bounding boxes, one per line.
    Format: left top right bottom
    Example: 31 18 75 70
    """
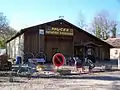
6 19 114 48
6 19 64 43
61 19 114 48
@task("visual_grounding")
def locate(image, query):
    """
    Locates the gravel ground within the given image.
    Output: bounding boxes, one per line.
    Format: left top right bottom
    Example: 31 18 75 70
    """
0 71 120 90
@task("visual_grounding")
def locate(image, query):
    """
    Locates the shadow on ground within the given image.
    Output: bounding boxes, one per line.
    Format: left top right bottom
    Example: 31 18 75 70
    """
9 80 28 83
32 74 120 81
0 79 28 83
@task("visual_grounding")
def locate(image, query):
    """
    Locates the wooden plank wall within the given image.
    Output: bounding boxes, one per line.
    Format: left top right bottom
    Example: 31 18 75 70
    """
24 28 39 55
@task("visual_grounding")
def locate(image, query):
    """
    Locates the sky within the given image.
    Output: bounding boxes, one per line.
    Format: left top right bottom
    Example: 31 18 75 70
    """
0 0 120 32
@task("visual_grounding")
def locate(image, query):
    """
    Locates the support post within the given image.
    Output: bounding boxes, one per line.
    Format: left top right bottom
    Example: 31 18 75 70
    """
118 53 120 69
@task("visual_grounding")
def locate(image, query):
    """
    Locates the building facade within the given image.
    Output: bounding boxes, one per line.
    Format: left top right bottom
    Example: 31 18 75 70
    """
6 19 113 62
105 38 120 59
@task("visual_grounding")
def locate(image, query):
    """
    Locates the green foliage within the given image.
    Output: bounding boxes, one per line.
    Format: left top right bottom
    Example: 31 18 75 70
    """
0 39 5 48
0 12 17 48
56 69 63 73
111 24 117 38
95 26 102 39
0 27 17 48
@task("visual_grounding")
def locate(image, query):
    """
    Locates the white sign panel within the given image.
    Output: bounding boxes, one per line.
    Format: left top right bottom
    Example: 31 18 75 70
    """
39 29 44 35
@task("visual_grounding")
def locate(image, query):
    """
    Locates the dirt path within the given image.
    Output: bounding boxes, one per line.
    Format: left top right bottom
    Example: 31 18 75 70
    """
0 71 120 90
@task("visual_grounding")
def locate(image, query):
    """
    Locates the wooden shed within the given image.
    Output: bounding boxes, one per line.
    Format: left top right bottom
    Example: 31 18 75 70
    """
6 19 113 63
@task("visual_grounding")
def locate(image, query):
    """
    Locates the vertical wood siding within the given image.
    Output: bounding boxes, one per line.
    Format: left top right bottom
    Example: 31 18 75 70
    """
24 28 39 55
7 34 24 59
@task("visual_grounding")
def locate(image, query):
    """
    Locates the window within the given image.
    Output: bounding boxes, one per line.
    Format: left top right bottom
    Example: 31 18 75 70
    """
115 50 118 54
87 48 92 55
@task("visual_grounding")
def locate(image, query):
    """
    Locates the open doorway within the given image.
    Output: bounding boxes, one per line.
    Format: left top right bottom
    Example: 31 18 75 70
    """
74 46 84 59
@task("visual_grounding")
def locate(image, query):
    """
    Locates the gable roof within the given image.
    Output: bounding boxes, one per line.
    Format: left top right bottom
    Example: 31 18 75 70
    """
6 19 114 48
105 38 120 48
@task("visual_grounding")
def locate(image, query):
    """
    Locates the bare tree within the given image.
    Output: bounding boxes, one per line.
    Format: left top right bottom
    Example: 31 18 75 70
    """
91 11 117 40
0 12 8 30
78 11 87 29
0 12 17 48
111 24 117 38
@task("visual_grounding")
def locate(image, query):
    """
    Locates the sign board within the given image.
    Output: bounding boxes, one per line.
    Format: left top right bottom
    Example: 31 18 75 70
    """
45 27 73 36
28 58 37 64
39 29 44 35
52 53 65 67
36 58 45 63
